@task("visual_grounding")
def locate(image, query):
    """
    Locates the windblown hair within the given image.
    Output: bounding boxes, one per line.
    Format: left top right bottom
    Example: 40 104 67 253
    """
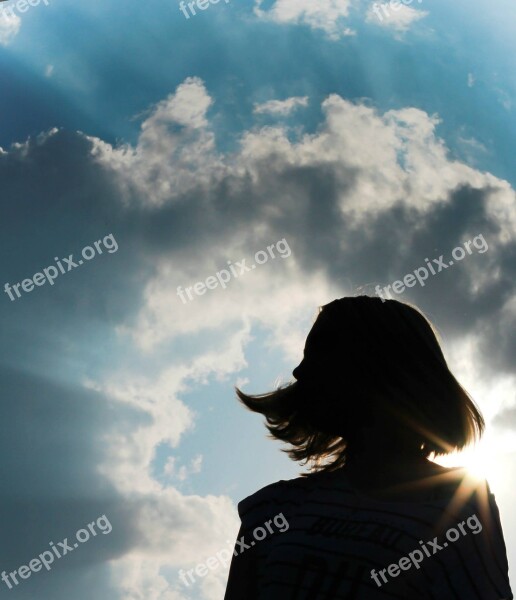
236 296 484 474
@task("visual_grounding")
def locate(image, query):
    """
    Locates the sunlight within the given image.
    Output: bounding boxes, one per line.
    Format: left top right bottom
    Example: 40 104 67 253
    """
434 439 506 493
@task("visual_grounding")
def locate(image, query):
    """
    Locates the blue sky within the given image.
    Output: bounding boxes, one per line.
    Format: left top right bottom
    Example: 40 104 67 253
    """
1 0 515 598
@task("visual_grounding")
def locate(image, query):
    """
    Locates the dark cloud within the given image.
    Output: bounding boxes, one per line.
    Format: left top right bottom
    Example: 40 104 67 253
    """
0 365 147 599
2 124 515 376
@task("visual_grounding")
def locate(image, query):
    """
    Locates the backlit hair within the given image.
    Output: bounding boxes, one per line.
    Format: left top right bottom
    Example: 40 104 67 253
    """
236 296 484 473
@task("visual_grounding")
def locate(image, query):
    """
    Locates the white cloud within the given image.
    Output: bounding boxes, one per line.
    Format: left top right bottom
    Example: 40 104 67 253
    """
253 0 432 39
88 77 223 207
366 2 428 34
89 341 247 493
468 73 475 88
94 80 508 219
254 96 309 115
456 134 488 167
86 332 251 599
109 489 239 600
91 81 516 356
164 455 203 481
495 87 512 111
0 8 21 45
254 0 355 39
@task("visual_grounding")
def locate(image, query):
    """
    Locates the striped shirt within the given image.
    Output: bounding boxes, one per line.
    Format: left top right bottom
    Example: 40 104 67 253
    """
224 468 513 600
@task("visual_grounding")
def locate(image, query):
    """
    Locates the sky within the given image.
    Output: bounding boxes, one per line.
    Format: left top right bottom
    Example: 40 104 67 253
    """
0 0 515 598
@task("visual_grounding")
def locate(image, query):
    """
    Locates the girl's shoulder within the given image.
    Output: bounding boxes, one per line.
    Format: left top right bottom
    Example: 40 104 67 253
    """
237 469 348 525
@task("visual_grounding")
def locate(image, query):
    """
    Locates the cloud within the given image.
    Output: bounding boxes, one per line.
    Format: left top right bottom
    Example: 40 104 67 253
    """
0 366 139 599
254 96 309 116
0 7 21 45
366 2 429 34
0 118 245 599
88 77 220 207
496 87 513 111
83 78 516 372
494 406 516 429
2 77 516 598
254 0 355 39
164 455 203 481
254 0 430 40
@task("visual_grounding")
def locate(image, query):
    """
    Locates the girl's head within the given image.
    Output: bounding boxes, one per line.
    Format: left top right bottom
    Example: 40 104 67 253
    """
237 296 484 472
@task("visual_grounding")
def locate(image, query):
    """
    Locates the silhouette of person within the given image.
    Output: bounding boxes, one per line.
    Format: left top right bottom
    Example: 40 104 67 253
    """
224 296 513 599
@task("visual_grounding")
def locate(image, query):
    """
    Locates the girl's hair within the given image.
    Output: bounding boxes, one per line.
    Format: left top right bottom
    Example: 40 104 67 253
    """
236 296 484 473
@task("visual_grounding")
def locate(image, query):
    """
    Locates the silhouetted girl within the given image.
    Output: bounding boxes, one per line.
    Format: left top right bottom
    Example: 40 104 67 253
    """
224 296 512 600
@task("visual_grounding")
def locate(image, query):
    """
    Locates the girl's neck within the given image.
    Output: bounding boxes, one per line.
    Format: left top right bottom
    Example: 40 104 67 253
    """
342 447 432 490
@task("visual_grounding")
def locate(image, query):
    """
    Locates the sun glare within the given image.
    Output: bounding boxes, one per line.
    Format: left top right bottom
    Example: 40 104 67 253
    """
434 440 506 492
